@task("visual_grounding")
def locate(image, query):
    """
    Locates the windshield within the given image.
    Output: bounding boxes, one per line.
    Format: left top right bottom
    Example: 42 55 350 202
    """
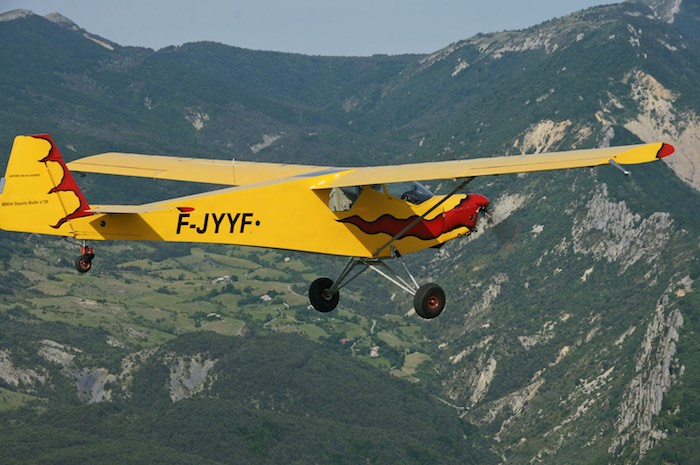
393 182 434 205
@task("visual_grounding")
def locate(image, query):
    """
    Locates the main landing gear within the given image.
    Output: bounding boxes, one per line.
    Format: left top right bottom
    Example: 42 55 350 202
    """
308 249 446 319
67 239 95 273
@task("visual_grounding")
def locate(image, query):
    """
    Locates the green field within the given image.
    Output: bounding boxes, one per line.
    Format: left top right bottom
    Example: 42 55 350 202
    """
2 239 430 375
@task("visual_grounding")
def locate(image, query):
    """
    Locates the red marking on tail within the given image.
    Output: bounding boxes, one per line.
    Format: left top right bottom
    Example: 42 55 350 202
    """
34 134 92 228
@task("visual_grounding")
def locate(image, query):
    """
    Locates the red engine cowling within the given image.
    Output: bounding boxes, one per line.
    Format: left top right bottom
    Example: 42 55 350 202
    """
443 193 490 232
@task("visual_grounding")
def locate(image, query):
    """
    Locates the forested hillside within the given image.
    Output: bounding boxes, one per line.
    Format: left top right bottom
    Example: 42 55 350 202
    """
0 1 698 463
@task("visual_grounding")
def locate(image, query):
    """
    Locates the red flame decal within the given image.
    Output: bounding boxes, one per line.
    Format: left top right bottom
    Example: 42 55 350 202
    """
339 197 472 241
341 213 445 240
34 135 92 229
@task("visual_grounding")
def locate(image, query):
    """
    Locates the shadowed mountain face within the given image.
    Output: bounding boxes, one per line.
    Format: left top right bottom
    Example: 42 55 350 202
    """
0 2 698 463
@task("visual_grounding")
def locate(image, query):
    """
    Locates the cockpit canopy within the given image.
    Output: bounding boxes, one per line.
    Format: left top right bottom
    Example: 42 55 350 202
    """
328 181 435 212
397 182 434 205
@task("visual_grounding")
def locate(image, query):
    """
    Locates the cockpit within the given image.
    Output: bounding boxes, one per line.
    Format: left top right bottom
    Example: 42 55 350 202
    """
398 182 434 205
328 182 435 212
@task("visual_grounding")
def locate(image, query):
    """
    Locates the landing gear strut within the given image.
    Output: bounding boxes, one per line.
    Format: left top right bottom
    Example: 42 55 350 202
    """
308 248 446 319
73 241 94 273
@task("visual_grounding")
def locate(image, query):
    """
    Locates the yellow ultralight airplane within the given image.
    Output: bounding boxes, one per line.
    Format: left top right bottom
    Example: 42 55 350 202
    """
0 134 674 318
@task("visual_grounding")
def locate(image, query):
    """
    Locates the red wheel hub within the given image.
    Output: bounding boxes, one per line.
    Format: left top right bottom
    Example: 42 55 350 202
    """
427 294 441 310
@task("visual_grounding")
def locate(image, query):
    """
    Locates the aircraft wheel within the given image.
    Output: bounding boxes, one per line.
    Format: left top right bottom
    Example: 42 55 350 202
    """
309 277 339 313
74 254 93 273
414 283 445 319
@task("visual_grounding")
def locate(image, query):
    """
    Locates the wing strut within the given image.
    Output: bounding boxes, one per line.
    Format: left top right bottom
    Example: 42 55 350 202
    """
608 159 631 176
371 176 476 258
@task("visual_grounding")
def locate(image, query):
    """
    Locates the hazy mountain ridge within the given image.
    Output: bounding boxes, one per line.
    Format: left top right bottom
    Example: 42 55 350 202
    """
0 2 698 464
365 1 700 189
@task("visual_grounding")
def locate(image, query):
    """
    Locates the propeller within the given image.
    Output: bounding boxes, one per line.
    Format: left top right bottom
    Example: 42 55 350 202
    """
479 204 521 248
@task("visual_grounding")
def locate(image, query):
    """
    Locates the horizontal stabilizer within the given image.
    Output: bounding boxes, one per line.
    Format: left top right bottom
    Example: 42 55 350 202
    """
87 204 171 214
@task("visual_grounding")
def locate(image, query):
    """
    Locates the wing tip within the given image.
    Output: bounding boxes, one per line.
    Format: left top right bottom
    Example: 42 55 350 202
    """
657 143 674 159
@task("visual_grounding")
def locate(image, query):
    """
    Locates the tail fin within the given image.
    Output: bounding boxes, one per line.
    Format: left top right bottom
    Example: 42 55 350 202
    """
0 134 92 235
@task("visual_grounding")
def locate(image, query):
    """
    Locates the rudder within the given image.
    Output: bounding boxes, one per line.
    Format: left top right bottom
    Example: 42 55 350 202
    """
0 134 92 235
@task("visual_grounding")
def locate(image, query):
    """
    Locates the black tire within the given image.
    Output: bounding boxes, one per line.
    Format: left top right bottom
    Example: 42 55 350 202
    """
74 254 93 273
413 283 446 319
309 277 339 313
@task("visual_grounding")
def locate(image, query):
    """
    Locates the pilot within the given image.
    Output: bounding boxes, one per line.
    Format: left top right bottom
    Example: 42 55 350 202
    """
401 184 427 204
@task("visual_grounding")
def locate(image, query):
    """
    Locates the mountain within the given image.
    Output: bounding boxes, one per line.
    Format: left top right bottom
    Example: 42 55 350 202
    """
0 8 418 168
0 1 698 464
0 318 492 464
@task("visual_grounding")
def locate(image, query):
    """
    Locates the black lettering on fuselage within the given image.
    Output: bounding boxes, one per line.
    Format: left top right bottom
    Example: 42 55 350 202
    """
240 213 253 233
196 214 209 234
177 213 190 234
176 211 258 235
227 213 241 233
211 212 226 233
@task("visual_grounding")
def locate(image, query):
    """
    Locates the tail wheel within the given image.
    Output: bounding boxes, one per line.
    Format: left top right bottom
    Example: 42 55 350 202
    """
309 277 339 313
413 283 446 319
74 254 94 273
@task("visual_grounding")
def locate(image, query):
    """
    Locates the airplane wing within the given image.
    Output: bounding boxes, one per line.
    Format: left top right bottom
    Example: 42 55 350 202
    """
311 143 673 189
67 143 672 189
67 152 331 186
